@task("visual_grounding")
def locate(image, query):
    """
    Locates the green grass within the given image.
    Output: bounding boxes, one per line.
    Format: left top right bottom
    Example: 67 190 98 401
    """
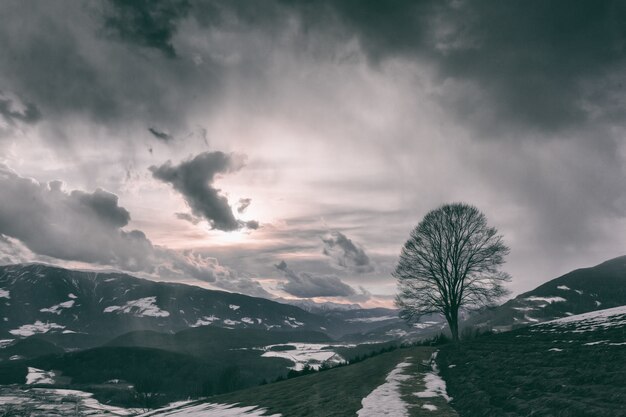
438 318 626 417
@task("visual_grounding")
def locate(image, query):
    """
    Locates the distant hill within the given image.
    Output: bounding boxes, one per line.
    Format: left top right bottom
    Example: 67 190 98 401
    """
467 255 626 331
0 263 347 346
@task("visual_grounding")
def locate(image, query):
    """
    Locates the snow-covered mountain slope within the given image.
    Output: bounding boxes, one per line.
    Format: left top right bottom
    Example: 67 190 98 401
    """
0 263 343 345
467 255 626 331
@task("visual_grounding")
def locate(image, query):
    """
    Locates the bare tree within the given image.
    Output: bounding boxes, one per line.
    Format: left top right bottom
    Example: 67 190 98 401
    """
393 203 510 342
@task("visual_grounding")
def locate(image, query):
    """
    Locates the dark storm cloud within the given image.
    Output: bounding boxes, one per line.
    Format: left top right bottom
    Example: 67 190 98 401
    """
0 1 206 136
318 0 626 135
148 127 173 142
274 260 356 298
322 231 374 273
237 198 252 214
150 151 257 231
101 0 191 58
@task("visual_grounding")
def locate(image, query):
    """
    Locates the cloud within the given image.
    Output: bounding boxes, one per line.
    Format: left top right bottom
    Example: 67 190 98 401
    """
274 260 356 298
0 91 41 127
100 0 191 58
0 164 268 297
237 198 252 214
322 0 626 136
322 231 374 273
150 151 257 231
148 127 173 142
175 212 201 224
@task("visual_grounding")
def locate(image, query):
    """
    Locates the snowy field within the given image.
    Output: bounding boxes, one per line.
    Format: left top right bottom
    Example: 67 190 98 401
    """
260 343 349 370
533 305 626 333
0 387 139 416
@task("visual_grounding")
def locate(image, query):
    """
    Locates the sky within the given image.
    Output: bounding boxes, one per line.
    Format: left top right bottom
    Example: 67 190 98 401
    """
1 0 626 308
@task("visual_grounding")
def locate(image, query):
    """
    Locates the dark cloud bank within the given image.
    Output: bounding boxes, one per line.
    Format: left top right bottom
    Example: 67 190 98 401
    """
274 260 356 298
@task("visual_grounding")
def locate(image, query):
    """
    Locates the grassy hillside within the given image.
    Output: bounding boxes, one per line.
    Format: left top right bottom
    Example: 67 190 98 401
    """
148 346 458 417
439 306 626 417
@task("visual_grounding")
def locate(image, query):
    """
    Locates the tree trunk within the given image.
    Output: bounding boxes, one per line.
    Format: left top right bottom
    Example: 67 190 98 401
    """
448 314 460 343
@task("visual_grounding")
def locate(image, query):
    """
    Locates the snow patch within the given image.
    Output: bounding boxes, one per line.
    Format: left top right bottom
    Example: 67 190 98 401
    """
422 404 438 411
229 304 240 310
548 348 563 352
556 285 570 291
241 317 255 325
138 402 281 416
0 289 9 299
414 352 451 402
40 299 75 314
223 319 240 326
534 305 626 333
104 296 170 317
357 359 412 417
261 343 347 371
0 339 14 348
9 321 64 336
583 340 609 346
346 315 398 323
191 315 220 327
26 367 55 385
68 293 77 299
525 296 566 304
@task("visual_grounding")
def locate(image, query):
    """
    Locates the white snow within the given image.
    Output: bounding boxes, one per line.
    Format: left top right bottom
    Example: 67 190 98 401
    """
583 340 609 346
241 317 255 324
229 304 240 310
548 348 563 352
9 321 65 336
347 316 398 323
422 404 438 411
512 307 536 311
261 343 347 371
191 315 220 327
523 315 539 323
525 296 566 304
138 402 281 416
386 329 409 337
357 359 412 417
414 352 451 402
103 296 170 317
26 367 55 385
0 288 9 299
223 319 240 326
68 293 77 299
40 299 75 314
534 305 626 333
556 285 570 291
0 339 14 348
9 355 23 360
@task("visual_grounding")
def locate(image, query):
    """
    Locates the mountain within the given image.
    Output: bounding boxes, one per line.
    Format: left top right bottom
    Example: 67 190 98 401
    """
468 255 626 331
0 263 345 346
